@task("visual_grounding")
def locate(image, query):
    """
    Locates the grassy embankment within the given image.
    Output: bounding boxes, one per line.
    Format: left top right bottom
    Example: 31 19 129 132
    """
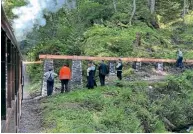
40 70 193 133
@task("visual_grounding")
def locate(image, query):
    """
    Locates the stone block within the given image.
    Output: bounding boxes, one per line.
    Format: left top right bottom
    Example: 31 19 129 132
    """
109 61 116 75
71 60 83 89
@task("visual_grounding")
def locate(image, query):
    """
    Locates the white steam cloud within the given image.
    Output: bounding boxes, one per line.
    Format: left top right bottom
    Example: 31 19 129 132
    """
12 0 76 41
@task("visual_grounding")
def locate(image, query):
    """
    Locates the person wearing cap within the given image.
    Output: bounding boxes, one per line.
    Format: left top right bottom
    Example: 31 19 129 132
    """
59 64 71 93
116 59 123 80
44 68 58 96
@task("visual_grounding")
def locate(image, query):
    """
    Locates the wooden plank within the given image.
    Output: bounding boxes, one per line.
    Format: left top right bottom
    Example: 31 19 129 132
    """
22 61 43 64
39 54 193 63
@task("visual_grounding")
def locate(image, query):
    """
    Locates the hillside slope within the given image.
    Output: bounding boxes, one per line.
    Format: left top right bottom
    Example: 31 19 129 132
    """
39 70 193 133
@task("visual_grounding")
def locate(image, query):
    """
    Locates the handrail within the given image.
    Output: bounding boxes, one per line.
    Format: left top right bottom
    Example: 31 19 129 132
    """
39 55 193 63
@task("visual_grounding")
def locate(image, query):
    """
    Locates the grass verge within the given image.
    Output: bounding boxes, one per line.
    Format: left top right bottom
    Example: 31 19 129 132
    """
40 70 193 133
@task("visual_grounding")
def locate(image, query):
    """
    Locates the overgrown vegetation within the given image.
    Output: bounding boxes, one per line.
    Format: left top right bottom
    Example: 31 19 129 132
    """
3 0 193 82
24 81 42 97
40 70 193 133
3 0 193 132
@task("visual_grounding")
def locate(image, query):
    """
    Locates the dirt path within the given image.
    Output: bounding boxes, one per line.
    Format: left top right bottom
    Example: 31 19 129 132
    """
18 88 43 133
141 75 167 83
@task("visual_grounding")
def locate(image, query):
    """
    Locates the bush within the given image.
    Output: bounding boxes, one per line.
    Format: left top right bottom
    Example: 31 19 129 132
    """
122 68 134 77
99 106 142 133
80 94 105 111
151 70 193 129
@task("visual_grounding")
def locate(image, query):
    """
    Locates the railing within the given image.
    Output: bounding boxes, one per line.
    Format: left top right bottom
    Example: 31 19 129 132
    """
39 54 193 63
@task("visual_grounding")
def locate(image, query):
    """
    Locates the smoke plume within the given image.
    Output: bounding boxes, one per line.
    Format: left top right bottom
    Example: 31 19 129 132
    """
12 0 76 41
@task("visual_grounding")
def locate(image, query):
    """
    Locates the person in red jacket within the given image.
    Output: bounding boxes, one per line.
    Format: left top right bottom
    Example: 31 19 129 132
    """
59 64 71 93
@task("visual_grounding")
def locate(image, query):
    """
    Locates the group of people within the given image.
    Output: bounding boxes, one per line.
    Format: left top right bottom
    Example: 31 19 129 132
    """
43 50 183 96
44 59 123 96
86 59 123 89
44 64 71 96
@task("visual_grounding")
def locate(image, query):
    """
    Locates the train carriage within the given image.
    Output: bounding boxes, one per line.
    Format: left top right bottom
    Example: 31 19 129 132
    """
1 6 23 133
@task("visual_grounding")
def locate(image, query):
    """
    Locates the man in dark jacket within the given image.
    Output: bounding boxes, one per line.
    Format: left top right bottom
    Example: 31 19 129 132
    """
116 59 123 80
98 60 108 86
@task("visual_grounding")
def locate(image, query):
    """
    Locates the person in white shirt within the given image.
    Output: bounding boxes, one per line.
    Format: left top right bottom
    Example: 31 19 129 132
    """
44 68 58 96
86 62 94 89
91 62 97 87
116 59 123 80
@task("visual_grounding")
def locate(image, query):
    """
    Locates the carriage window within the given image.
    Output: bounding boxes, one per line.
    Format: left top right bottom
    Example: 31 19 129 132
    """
1 29 6 120
7 39 12 108
15 52 18 94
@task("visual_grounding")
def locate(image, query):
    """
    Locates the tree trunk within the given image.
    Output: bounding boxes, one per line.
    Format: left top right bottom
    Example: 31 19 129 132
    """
135 32 141 46
147 0 155 14
163 117 176 130
147 0 151 8
190 0 193 10
150 0 155 14
113 0 117 12
129 0 136 26
183 0 187 22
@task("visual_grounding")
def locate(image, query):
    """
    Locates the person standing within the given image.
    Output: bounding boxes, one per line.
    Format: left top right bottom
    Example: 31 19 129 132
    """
59 64 71 93
91 62 97 87
98 60 108 86
176 49 183 68
87 62 94 89
44 68 58 96
116 59 123 80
